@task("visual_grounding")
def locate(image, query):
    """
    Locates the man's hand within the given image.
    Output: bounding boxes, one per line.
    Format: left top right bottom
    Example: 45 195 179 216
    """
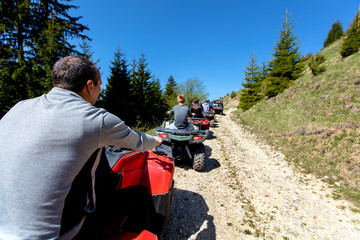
154 136 163 146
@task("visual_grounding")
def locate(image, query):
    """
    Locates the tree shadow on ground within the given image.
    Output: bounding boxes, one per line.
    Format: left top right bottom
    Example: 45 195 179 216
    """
163 189 216 240
174 146 220 173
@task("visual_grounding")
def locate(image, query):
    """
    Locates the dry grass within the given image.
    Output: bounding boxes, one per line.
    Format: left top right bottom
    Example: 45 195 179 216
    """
223 93 240 108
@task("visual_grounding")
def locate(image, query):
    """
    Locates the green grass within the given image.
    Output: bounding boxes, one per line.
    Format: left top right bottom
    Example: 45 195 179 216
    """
234 39 360 204
146 127 157 136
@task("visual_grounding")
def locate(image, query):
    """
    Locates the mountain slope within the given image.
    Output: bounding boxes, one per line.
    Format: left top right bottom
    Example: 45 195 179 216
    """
232 39 360 203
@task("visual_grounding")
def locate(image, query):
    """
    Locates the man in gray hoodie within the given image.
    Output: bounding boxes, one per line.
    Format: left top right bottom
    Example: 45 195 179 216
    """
0 56 162 240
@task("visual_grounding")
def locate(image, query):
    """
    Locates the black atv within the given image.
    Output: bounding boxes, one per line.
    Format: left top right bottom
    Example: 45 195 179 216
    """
211 100 223 115
155 118 208 171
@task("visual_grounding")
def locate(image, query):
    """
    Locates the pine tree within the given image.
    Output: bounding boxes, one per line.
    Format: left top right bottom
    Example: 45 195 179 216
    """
0 0 88 117
259 62 269 94
239 53 264 111
0 59 28 118
0 0 34 116
340 11 360 58
79 36 101 68
324 20 344 48
1 0 87 66
100 47 132 124
79 37 94 60
264 10 304 98
242 53 261 89
259 62 270 82
146 77 168 126
164 75 178 109
130 53 167 128
164 75 177 97
32 16 74 96
130 53 151 126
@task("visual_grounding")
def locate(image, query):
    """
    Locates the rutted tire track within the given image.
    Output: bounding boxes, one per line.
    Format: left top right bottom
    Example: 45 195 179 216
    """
163 109 360 240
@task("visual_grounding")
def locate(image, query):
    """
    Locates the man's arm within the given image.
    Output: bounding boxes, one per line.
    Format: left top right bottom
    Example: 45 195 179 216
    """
100 112 162 152
153 136 163 146
168 107 174 116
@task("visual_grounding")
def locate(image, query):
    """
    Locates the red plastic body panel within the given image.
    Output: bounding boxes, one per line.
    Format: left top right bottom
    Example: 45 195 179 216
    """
107 230 158 240
111 151 146 173
141 151 175 195
188 119 210 125
102 149 173 239
109 150 174 194
110 151 146 188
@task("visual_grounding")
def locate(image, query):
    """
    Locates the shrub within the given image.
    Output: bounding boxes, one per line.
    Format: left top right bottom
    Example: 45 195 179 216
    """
340 13 360 58
324 20 344 48
308 53 326 76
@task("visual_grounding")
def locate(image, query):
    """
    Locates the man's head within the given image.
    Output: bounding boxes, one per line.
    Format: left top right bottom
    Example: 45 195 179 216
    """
52 56 102 105
177 94 185 104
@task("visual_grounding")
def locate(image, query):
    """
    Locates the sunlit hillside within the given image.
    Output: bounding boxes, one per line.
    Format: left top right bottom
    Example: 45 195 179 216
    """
230 39 360 204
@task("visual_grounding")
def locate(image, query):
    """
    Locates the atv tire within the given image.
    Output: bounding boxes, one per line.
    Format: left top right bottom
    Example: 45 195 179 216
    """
210 119 215 127
193 144 206 171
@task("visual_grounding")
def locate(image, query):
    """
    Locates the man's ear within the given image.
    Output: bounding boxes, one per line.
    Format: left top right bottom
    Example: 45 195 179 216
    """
85 80 94 94
77 80 95 103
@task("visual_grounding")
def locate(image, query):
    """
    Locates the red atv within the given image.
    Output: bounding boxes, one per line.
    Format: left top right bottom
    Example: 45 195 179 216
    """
202 110 215 127
64 145 175 240
187 117 210 131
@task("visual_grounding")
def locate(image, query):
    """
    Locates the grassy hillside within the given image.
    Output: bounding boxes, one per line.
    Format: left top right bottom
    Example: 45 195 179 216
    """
223 93 240 108
232 40 360 205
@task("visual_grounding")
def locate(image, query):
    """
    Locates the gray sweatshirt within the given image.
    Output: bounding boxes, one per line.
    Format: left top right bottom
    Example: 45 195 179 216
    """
0 87 158 240
168 104 191 128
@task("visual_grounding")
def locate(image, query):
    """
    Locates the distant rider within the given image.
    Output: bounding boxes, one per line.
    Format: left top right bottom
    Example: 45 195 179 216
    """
202 100 210 113
208 100 215 112
190 98 204 118
168 94 194 130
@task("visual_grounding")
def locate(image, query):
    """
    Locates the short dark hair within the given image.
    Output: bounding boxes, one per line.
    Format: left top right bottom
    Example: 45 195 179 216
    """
52 56 99 93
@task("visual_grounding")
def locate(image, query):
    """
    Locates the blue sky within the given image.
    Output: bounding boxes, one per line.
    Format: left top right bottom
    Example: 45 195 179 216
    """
69 0 358 100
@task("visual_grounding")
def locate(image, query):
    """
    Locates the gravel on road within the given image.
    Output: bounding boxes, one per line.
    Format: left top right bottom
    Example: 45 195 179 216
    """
162 109 360 240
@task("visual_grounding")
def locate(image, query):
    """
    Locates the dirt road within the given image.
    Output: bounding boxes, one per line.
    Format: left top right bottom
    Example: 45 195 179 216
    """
163 109 360 240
